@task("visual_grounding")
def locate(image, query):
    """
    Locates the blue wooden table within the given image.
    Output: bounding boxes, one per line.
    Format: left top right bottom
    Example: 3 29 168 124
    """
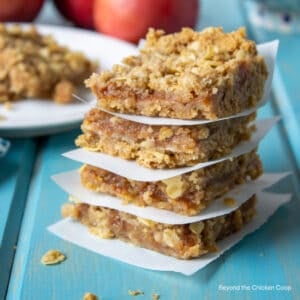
1 1 299 299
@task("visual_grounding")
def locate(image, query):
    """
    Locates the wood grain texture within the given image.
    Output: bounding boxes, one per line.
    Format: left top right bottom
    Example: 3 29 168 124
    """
4 0 300 299
0 139 36 300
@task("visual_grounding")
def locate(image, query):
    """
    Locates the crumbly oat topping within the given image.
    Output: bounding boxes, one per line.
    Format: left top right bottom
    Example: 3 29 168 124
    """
0 24 97 103
128 290 144 296
83 292 98 300
41 249 66 265
86 27 267 119
88 27 258 92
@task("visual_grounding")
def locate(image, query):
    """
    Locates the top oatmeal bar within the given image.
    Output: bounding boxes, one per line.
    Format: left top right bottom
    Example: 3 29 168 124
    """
0 24 97 103
86 27 267 120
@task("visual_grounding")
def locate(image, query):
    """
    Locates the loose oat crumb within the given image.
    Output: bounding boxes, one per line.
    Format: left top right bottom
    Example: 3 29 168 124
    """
223 197 237 207
152 293 160 300
83 292 98 300
128 290 144 296
41 249 66 265
4 101 12 110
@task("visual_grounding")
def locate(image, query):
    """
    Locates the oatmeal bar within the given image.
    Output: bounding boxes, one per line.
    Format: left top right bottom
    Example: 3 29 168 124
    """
80 151 262 216
86 27 267 120
62 195 257 259
76 108 255 168
0 24 97 103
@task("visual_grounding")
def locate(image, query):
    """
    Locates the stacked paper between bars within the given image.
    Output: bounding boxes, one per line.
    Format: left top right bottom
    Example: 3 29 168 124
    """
50 35 291 275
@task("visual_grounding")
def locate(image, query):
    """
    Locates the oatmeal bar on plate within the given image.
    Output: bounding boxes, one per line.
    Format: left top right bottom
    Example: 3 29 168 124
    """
0 24 97 103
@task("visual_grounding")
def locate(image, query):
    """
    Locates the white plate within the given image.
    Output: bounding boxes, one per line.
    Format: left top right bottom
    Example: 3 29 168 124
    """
0 24 138 138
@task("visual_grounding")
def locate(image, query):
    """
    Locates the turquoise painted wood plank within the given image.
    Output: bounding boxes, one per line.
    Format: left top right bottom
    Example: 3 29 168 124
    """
0 5 65 299
200 0 245 31
242 0 300 174
0 139 36 300
6 102 300 300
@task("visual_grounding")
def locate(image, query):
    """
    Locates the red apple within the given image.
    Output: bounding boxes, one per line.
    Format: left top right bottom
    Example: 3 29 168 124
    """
54 0 94 29
93 0 199 43
0 0 44 22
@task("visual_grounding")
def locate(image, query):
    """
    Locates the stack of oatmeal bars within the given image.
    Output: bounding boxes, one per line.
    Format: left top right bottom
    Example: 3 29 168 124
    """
61 27 269 259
